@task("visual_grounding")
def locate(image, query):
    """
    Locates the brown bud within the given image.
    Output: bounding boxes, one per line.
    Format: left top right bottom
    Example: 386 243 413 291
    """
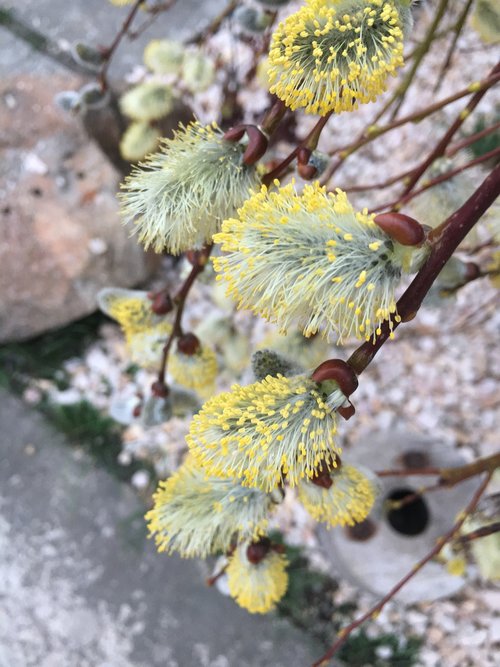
243 125 268 165
297 146 311 165
246 537 271 564
151 380 169 398
311 468 333 489
224 124 268 166
132 403 142 418
223 125 246 142
297 163 318 180
150 292 173 315
311 359 358 397
186 246 211 267
374 212 425 247
338 403 356 421
177 333 200 356
464 262 480 282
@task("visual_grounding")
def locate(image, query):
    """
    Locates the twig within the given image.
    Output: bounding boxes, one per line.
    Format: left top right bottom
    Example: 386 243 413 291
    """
400 60 500 196
99 0 144 90
311 471 492 667
0 7 89 75
157 246 213 385
371 145 500 213
127 0 178 39
388 0 450 120
187 0 239 45
320 68 500 184
433 0 475 94
447 120 500 158
347 161 500 375
456 521 500 545
340 122 500 196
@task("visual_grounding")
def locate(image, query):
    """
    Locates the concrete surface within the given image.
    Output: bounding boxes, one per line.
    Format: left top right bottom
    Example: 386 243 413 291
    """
0 0 226 78
0 390 321 666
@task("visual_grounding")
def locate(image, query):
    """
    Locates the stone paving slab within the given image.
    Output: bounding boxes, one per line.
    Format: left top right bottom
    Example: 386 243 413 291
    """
0 390 320 667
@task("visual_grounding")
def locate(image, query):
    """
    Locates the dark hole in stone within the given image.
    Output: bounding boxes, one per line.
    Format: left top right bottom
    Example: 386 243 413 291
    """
76 171 86 180
345 518 377 542
30 187 43 197
2 206 11 215
401 450 430 469
386 487 430 536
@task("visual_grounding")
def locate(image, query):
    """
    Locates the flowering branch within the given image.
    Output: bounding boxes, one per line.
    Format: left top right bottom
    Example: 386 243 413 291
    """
347 161 500 376
456 521 500 545
321 66 500 184
156 246 212 388
387 0 450 120
311 471 493 667
400 60 500 196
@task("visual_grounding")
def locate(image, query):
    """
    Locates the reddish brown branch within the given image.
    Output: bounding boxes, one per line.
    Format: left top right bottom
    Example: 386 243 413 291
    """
371 145 500 213
157 246 213 386
311 472 492 667
99 0 144 90
347 162 500 376
262 112 333 186
400 60 500 196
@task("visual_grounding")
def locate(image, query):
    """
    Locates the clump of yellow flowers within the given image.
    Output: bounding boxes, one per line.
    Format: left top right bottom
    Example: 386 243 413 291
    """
101 0 421 616
268 0 411 115
120 121 260 254
214 181 420 343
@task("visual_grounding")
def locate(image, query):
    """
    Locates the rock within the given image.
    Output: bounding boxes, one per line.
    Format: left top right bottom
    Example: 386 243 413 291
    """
0 73 153 342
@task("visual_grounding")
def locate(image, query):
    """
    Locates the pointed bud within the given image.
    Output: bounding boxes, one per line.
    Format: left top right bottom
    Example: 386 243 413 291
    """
311 359 358 397
374 212 425 246
246 537 271 564
150 292 173 315
151 380 169 398
177 333 201 356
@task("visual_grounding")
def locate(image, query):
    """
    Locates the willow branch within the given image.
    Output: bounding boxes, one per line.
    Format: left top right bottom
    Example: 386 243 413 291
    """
157 246 213 385
400 60 500 196
187 0 238 45
347 162 500 376
262 112 333 186
99 0 144 90
321 68 500 184
371 144 500 213
388 0 450 120
456 521 500 545
311 472 492 667
447 120 500 158
433 0 474 94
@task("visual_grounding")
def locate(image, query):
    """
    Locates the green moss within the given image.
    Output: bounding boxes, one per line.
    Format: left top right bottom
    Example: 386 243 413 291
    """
0 313 105 390
338 631 422 667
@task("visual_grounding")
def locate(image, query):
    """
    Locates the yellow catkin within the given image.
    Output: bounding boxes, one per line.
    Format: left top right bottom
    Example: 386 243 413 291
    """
187 373 346 492
298 464 378 527
120 121 260 254
98 289 172 370
268 0 408 115
146 458 274 558
227 546 289 613
214 181 418 343
169 344 218 395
